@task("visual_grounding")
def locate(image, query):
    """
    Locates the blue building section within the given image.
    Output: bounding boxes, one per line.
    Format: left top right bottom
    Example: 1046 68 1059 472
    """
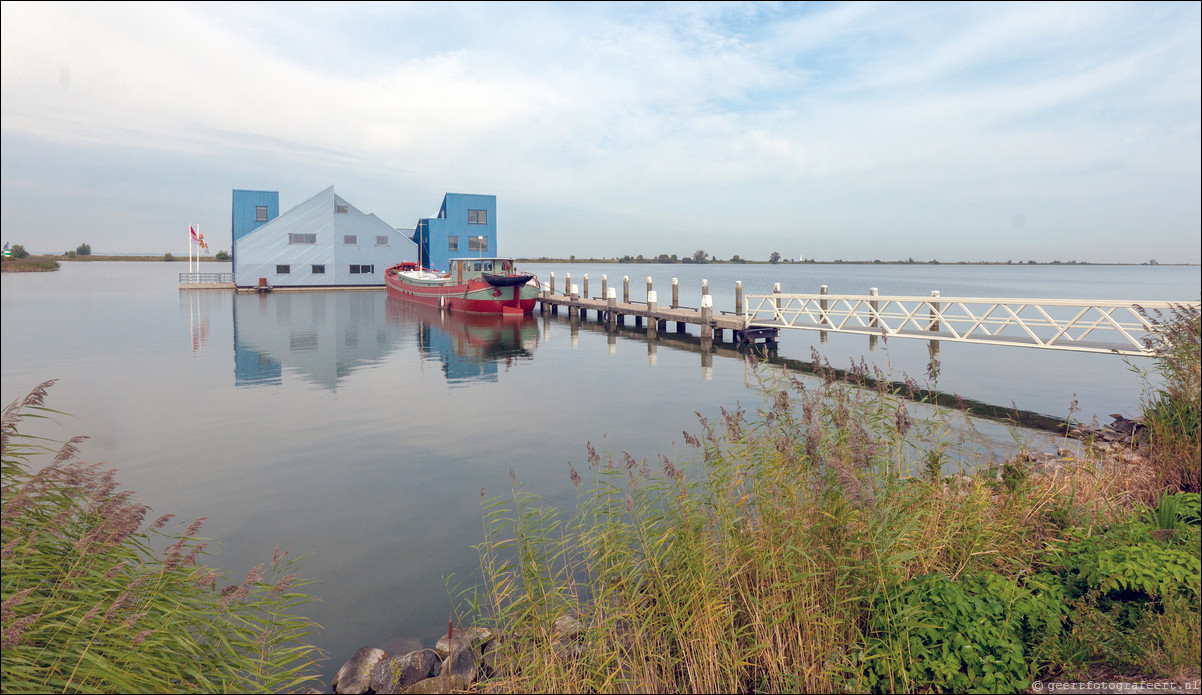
232 190 280 245
411 193 496 272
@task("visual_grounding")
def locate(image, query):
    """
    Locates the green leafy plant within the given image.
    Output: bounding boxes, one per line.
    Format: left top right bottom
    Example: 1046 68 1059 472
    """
863 572 1067 694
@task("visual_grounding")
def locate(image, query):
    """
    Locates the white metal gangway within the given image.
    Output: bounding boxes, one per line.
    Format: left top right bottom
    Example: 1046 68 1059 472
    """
743 288 1199 356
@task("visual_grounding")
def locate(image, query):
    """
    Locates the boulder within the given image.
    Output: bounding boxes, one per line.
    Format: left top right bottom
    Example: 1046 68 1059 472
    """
444 639 479 685
434 626 493 658
401 672 466 694
369 649 442 694
332 646 387 694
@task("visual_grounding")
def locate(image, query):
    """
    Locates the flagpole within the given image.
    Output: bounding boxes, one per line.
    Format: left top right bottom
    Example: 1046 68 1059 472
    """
188 223 192 275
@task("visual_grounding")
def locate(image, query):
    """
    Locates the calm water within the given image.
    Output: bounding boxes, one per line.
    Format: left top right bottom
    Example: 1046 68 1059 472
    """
2 261 1197 682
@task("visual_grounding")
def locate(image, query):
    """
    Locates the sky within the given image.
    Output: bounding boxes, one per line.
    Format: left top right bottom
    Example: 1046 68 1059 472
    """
1 2 1199 263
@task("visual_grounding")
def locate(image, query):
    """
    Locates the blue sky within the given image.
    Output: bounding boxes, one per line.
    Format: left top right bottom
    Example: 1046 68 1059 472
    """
2 1 1199 263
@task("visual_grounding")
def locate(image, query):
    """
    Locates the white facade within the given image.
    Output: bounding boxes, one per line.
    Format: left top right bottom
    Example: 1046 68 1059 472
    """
233 186 418 288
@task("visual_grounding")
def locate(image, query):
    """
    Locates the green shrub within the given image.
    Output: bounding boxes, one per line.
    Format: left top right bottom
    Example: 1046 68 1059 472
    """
1 381 323 693
863 572 1067 693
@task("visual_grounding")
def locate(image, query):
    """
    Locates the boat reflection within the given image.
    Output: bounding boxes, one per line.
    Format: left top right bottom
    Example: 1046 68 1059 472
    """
386 291 539 386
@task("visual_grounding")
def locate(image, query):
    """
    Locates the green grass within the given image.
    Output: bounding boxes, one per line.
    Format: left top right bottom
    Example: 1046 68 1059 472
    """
1 381 324 693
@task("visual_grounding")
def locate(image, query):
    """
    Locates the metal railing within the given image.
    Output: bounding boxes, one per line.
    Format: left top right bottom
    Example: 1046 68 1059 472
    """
179 272 234 284
744 292 1199 356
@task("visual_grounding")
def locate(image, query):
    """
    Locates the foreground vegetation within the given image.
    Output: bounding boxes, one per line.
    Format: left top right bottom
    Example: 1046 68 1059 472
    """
466 305 1201 693
1 382 323 693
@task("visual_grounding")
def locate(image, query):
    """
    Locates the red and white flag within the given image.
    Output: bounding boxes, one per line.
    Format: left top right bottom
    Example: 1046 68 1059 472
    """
190 225 201 245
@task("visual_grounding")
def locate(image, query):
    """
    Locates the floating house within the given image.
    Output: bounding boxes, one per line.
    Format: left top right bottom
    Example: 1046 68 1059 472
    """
410 193 497 272
232 187 417 289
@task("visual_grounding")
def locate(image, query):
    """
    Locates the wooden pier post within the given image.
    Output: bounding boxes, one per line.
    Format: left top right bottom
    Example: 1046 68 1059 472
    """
549 272 555 295
569 283 579 319
646 277 653 303
774 283 782 314
869 287 879 328
646 291 659 340
583 274 589 300
735 281 743 316
601 275 607 300
672 278 679 309
700 294 713 340
929 291 940 332
607 287 617 330
565 273 571 298
820 285 829 325
623 276 630 303
701 278 709 300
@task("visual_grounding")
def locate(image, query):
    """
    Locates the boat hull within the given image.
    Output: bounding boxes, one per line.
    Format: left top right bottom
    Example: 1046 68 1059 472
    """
385 269 540 314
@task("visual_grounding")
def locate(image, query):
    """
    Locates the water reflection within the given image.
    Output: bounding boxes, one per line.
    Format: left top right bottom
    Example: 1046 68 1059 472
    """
385 294 539 386
232 291 405 389
228 290 541 389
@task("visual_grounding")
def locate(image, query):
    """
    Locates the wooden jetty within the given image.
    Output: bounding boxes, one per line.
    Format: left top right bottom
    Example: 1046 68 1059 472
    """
536 273 779 345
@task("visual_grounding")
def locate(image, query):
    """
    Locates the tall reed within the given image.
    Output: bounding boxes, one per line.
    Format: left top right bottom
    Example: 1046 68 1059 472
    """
1 381 323 693
1139 302 1201 493
467 349 1143 693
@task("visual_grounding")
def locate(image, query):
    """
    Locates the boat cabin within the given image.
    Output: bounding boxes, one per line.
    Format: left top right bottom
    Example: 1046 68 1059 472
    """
450 257 517 283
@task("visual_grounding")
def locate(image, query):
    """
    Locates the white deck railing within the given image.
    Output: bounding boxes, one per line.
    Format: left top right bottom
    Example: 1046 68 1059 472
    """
744 291 1199 356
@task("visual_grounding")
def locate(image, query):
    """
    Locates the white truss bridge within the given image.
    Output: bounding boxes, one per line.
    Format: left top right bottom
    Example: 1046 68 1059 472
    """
744 291 1199 356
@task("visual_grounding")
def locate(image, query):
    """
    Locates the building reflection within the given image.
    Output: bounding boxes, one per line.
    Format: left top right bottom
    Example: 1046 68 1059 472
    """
232 291 405 388
230 290 540 389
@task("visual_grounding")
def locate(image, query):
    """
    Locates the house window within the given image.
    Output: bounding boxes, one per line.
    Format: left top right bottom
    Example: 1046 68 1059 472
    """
350 265 374 275
336 205 348 213
344 235 357 245
256 206 268 222
448 236 459 252
468 209 487 224
289 233 316 245
276 264 290 274
469 235 487 252
376 236 389 246
312 264 325 274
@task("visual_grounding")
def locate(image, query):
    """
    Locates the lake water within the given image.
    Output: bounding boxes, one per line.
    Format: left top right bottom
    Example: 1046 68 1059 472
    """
2 260 1196 683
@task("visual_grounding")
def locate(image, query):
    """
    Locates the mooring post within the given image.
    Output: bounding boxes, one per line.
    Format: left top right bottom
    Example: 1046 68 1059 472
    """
701 294 713 340
623 276 630 303
549 272 555 296
672 278 679 309
583 274 589 300
774 283 782 315
569 283 579 319
930 291 940 332
646 290 659 340
565 273 571 298
869 287 879 328
701 279 709 301
820 285 829 325
735 281 743 317
607 287 617 330
601 274 607 300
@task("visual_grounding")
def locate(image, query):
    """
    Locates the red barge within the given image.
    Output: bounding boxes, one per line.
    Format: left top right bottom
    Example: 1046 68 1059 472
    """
385 257 541 315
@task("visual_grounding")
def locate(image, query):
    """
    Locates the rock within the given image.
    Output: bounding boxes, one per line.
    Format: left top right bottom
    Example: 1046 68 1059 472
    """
369 649 442 695
332 646 387 694
553 611 587 640
444 639 479 685
434 626 492 658
401 672 466 694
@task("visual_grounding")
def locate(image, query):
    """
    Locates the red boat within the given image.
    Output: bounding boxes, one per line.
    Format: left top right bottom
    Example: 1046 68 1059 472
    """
385 257 541 315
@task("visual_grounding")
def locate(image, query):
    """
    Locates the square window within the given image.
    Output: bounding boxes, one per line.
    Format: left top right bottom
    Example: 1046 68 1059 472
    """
256 206 268 222
276 264 290 274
